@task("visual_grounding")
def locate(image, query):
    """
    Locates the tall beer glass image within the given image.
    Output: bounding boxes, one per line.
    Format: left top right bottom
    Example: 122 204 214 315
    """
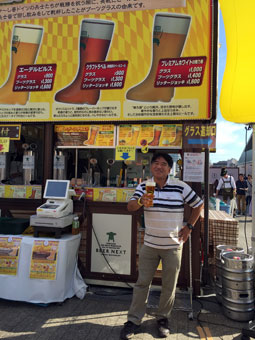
148 126 162 146
83 126 100 145
126 13 191 103
146 180 156 207
55 19 114 105
128 126 140 146
0 25 43 105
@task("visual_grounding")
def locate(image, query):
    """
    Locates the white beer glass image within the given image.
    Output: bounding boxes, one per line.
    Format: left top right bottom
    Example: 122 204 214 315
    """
126 13 191 102
146 180 156 207
0 24 43 105
55 19 114 105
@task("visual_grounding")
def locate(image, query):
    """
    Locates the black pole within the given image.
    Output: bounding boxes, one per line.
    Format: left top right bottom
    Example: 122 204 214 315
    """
202 148 209 286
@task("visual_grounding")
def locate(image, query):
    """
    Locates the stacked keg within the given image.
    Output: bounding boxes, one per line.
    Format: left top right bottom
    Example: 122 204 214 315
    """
221 252 254 322
215 245 244 303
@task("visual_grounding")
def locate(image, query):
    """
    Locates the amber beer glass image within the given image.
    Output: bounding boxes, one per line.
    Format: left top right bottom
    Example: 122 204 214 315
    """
83 126 100 145
55 19 114 105
146 180 156 207
126 13 191 102
149 126 162 146
0 25 43 105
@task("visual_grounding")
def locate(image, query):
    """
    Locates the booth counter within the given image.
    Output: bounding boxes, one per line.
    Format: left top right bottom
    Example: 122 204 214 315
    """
79 199 202 295
0 233 86 304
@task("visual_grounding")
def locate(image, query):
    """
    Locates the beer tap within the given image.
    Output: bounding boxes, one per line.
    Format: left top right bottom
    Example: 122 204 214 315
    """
89 158 97 186
123 160 132 187
141 159 149 181
106 158 115 187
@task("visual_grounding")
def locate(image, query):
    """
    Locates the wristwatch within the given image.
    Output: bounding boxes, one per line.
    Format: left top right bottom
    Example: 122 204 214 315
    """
137 197 143 207
186 223 194 231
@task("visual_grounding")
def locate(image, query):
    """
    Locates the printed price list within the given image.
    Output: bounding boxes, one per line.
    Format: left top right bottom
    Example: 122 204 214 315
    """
155 56 207 87
81 61 128 90
13 64 57 92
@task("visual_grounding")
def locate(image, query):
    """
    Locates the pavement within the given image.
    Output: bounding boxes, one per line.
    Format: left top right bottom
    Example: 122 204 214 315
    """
0 215 254 340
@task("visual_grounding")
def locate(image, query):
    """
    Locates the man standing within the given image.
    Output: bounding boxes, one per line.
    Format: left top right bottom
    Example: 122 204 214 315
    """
120 153 203 339
236 174 248 215
215 168 236 204
246 174 252 213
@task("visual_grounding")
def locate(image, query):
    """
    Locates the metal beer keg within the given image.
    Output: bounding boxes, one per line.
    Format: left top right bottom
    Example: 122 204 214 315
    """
215 245 244 304
221 252 254 322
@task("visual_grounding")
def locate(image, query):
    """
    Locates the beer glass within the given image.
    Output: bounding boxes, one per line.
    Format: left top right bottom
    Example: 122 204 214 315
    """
126 13 191 102
0 24 43 105
55 19 114 105
145 180 156 206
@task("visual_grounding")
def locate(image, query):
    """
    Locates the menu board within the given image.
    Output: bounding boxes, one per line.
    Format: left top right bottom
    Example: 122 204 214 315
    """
0 0 216 123
55 124 115 148
117 124 182 148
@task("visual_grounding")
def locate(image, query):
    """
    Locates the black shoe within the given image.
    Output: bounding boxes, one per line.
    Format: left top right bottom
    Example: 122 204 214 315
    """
120 321 140 340
157 318 170 338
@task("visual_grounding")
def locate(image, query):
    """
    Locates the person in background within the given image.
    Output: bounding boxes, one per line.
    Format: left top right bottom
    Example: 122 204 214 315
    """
246 174 252 213
215 168 236 204
236 173 248 215
120 153 203 340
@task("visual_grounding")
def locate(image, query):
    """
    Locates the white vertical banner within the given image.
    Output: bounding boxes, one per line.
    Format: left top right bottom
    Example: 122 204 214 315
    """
183 152 205 182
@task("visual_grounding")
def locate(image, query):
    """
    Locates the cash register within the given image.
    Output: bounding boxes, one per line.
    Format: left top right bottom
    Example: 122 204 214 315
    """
30 179 75 238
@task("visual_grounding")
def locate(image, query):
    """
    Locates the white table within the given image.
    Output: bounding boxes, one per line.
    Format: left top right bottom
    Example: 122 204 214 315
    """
0 233 87 304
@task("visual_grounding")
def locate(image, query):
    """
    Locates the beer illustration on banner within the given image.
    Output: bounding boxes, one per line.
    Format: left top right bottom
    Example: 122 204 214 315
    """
55 19 114 105
148 126 162 146
0 25 43 105
128 127 140 146
83 126 100 146
146 180 156 207
126 13 191 102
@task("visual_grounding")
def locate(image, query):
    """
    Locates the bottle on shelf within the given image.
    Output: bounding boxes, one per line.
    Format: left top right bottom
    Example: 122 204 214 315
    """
72 215 80 235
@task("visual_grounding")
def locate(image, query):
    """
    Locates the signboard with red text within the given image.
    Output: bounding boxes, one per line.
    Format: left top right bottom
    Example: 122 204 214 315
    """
0 0 217 122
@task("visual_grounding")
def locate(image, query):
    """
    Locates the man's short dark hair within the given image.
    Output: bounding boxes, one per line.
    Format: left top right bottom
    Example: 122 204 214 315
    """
151 152 173 168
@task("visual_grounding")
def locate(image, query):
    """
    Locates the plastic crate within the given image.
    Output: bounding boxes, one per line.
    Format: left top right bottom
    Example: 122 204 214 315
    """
0 217 30 235
220 203 230 214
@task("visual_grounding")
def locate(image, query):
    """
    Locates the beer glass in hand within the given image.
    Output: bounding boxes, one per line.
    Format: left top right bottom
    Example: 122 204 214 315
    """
145 180 156 207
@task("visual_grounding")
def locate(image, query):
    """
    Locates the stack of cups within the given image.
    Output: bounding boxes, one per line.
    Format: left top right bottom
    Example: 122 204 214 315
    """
221 252 254 322
215 245 244 303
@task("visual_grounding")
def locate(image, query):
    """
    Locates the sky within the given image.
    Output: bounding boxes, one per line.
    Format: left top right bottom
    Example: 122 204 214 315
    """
209 11 252 164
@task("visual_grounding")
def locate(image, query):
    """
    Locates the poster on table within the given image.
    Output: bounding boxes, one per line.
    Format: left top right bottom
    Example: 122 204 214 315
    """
183 152 205 182
0 0 216 123
0 237 22 276
29 240 59 280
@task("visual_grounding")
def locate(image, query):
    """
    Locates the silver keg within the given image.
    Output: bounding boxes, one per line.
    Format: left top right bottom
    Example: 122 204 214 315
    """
221 252 254 322
215 245 244 304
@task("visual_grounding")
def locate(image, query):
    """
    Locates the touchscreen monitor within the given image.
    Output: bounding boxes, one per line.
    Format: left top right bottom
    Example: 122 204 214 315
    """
43 180 70 200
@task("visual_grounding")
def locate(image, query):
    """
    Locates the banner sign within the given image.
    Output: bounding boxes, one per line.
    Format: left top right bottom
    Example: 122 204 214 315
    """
117 124 182 148
0 125 21 139
54 124 115 148
0 0 216 123
183 123 216 151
